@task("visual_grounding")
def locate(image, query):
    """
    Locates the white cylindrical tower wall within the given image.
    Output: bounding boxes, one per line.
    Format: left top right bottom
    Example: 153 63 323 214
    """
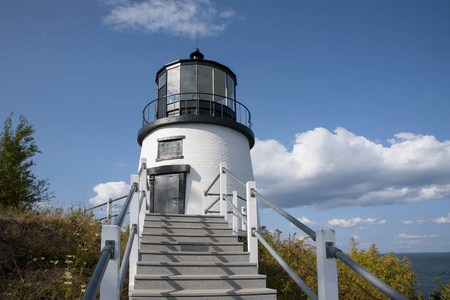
139 123 254 214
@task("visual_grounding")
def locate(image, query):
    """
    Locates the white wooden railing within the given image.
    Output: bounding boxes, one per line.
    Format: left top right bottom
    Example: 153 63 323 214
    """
203 162 407 300
83 158 149 300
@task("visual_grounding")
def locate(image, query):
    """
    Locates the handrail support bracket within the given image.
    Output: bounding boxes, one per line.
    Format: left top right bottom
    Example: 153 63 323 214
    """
104 240 115 259
326 242 338 259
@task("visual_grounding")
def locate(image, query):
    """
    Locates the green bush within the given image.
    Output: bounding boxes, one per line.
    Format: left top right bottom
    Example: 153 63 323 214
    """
430 279 450 300
258 229 418 299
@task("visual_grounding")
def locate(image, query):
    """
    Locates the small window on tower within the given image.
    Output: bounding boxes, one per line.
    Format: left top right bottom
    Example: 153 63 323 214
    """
157 136 185 161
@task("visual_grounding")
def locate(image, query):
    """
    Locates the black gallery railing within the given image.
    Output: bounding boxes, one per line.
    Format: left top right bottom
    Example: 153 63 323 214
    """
142 93 252 129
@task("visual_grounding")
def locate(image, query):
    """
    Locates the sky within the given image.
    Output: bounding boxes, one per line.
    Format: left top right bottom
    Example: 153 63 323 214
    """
1 0 449 253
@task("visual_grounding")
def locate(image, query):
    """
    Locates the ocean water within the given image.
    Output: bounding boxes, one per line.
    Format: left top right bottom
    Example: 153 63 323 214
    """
395 252 450 298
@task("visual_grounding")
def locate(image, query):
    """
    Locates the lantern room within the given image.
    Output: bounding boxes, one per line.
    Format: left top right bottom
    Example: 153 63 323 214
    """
153 48 237 120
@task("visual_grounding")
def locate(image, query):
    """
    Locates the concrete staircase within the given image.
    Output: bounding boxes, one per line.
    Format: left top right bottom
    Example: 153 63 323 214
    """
129 213 277 299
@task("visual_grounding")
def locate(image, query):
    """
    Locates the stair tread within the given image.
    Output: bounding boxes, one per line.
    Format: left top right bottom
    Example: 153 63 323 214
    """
134 274 266 280
142 233 236 237
144 225 231 229
140 241 242 245
137 261 256 266
145 219 228 223
130 288 277 296
147 213 224 218
134 213 276 296
139 250 248 255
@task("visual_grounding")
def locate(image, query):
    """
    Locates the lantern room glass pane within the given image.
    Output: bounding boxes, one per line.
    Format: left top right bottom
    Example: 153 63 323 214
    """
167 66 180 103
180 65 197 100
227 74 235 110
197 65 212 101
158 72 166 89
214 69 226 103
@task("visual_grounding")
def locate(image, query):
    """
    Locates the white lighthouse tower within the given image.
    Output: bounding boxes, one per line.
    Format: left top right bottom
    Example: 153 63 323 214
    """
138 49 255 215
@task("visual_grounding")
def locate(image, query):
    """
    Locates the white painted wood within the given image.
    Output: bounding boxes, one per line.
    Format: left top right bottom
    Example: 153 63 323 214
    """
219 162 227 221
232 190 238 234
246 181 258 268
316 229 339 300
241 206 247 234
100 225 120 300
129 174 139 293
138 158 148 236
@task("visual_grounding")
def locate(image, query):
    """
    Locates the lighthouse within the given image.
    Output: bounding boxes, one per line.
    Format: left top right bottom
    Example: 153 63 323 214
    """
138 49 255 215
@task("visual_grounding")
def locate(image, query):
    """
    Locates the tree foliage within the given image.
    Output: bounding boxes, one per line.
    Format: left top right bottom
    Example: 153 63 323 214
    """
430 279 450 300
258 229 419 299
0 113 52 208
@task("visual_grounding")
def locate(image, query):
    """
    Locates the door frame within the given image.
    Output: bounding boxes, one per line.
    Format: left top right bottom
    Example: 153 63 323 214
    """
147 164 190 214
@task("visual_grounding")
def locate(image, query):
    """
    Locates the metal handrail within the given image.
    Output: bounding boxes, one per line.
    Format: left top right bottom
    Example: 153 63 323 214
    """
142 92 252 128
329 246 407 300
119 224 137 292
204 196 220 214
223 194 247 224
219 165 407 299
138 162 147 175
251 188 407 300
98 213 120 221
204 173 220 196
222 167 246 188
252 190 316 241
83 161 148 300
82 242 115 300
85 195 127 212
115 183 138 227
253 229 318 300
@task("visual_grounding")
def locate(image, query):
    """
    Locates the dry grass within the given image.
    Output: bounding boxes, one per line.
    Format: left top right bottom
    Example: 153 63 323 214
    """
0 205 129 299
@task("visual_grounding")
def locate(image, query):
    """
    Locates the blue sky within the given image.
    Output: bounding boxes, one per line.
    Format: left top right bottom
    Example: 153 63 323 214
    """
1 0 449 253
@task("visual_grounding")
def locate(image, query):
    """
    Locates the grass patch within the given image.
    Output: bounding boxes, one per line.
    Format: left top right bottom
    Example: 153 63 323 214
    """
0 205 129 299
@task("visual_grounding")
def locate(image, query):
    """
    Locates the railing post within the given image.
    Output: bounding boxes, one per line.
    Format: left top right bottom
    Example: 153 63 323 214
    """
316 229 339 300
241 206 246 234
232 190 238 234
203 189 207 215
100 225 120 300
106 198 112 224
246 181 259 268
138 158 148 234
129 174 140 293
219 162 228 221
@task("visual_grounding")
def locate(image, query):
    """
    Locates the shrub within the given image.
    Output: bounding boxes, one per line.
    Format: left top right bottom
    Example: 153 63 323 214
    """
258 229 418 299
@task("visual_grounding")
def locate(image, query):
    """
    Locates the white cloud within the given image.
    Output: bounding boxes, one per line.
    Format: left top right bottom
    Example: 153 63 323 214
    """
219 10 236 19
290 216 316 228
89 181 131 206
396 233 428 239
100 0 131 5
434 213 450 224
251 127 450 209
351 235 360 240
102 0 236 38
395 233 439 239
327 217 386 228
403 218 429 225
294 234 309 241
